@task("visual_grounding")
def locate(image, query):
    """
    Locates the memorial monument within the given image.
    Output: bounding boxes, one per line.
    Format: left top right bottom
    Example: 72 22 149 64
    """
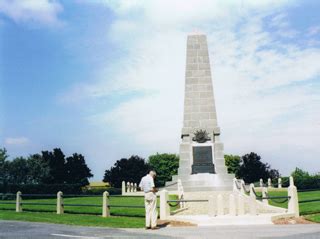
166 33 234 191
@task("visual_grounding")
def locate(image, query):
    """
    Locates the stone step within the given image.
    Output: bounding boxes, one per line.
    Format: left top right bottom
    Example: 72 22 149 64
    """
165 185 233 192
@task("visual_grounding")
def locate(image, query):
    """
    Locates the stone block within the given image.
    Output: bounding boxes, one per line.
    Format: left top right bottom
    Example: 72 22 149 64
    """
179 160 190 168
199 63 210 70
187 49 198 57
194 44 201 49
210 113 217 119
200 119 216 128
179 152 190 160
186 70 193 77
214 150 224 159
180 143 190 152
183 113 191 120
192 70 206 77
198 106 210 113
187 64 198 70
215 142 224 151
198 49 209 57
205 84 213 91
187 57 197 64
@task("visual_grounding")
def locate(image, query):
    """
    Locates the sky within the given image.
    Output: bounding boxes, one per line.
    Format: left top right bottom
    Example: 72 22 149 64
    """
0 0 319 181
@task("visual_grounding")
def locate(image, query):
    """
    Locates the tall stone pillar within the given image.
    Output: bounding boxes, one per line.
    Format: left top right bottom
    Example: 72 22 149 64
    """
166 34 233 191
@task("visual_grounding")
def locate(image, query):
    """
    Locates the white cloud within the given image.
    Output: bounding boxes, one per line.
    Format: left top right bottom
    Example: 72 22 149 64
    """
5 137 30 146
0 0 63 26
63 0 320 176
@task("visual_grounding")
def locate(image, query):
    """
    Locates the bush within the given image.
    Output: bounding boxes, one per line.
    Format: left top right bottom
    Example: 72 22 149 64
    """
291 168 320 190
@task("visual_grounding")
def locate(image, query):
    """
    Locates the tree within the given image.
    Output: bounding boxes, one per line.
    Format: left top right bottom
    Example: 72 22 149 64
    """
103 155 150 188
236 152 280 183
148 153 179 187
26 154 50 184
65 153 93 186
7 157 29 184
41 148 67 184
224 154 240 174
0 148 9 184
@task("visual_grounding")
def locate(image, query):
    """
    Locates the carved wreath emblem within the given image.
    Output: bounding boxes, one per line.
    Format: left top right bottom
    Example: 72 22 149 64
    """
192 129 210 143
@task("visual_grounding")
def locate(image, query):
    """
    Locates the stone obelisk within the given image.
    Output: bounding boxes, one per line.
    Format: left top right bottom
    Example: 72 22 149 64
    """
166 34 234 191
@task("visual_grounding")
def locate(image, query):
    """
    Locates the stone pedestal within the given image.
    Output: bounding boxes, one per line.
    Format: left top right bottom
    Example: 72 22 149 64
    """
165 33 234 192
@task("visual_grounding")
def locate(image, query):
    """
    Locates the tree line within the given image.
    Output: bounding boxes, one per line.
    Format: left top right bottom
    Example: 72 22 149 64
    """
103 154 179 188
103 152 281 187
0 148 93 186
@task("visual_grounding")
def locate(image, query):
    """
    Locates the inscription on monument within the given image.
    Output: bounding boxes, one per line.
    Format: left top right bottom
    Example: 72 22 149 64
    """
192 146 215 174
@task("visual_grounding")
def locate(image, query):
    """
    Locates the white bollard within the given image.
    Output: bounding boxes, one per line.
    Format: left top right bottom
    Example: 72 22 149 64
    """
259 178 263 188
57 191 64 214
237 194 245 215
16 191 22 212
217 194 224 216
134 183 137 192
249 184 257 215
229 194 236 216
262 187 268 205
288 176 299 217
233 178 238 192
289 176 294 187
160 190 170 220
102 191 110 217
126 182 130 193
268 178 272 188
240 180 245 194
122 181 126 195
208 195 215 217
278 178 282 188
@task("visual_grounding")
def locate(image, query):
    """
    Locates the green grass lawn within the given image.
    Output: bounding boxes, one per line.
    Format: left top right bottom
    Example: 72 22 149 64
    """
0 211 145 228
0 195 177 228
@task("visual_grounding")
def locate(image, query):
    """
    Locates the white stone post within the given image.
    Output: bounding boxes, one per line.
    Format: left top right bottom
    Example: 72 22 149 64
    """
233 178 239 192
268 178 272 188
126 182 130 193
160 190 170 220
259 178 263 188
240 180 245 195
249 184 257 215
262 187 268 205
229 194 236 216
288 176 299 217
208 195 215 217
57 191 64 214
130 183 134 193
102 191 110 217
278 178 282 188
134 183 137 192
16 191 22 212
122 181 126 195
237 194 245 215
217 194 224 216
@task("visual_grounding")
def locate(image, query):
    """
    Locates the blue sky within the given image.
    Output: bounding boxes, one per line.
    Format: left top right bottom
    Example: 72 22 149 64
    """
0 0 320 181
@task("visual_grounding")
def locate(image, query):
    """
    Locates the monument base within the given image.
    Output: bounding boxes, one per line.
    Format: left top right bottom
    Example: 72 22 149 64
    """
165 173 234 192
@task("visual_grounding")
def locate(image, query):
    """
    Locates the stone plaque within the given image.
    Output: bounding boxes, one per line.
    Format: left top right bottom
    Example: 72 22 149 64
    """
192 146 215 174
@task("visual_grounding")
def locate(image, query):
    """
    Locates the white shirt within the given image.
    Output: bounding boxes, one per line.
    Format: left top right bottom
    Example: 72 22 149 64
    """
139 174 155 193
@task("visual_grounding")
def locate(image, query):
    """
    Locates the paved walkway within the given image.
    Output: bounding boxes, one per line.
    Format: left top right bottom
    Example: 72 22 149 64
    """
0 220 320 239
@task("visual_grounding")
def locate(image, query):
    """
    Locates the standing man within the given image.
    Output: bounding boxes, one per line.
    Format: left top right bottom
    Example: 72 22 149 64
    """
139 170 159 230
